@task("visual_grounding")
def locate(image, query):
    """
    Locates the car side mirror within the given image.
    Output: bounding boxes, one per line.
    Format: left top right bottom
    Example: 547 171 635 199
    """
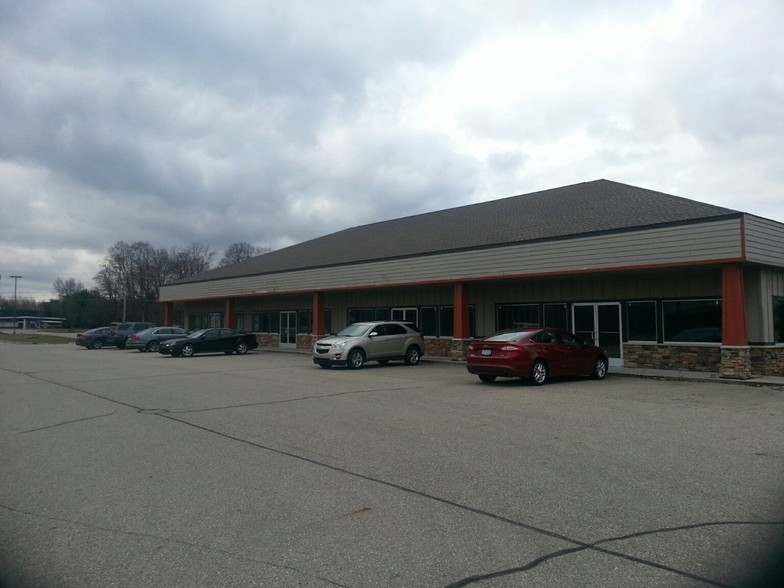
369 331 378 337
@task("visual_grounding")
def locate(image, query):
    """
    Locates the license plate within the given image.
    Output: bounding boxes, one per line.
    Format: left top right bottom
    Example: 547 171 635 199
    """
481 349 491 356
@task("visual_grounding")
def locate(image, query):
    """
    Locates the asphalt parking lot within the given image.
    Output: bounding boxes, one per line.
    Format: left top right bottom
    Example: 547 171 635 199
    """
2 342 783 587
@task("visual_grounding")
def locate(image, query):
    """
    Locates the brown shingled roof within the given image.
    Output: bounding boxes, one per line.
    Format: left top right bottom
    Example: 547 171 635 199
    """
173 179 739 284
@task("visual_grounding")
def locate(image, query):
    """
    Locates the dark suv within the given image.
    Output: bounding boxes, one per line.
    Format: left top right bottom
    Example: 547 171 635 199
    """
313 321 425 369
111 322 156 349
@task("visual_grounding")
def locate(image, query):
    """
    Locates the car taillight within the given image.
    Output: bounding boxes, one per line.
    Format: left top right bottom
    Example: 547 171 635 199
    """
130 335 140 341
501 345 519 351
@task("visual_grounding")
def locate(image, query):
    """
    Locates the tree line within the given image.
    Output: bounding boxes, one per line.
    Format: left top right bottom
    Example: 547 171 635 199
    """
1 241 270 329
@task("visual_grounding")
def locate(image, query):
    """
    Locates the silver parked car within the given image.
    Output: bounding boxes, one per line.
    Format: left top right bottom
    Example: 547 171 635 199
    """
313 321 425 369
126 326 189 352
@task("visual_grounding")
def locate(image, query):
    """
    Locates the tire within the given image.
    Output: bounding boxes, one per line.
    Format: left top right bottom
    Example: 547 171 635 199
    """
479 374 496 383
591 357 608 380
404 345 422 365
529 360 548 385
181 344 195 358
235 341 249 355
347 348 365 369
91 340 103 350
147 341 160 353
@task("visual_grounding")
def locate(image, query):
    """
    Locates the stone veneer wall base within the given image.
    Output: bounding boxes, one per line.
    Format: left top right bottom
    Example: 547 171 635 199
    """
720 346 753 380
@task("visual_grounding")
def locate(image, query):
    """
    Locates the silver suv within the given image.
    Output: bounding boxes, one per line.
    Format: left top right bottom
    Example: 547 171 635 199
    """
313 321 425 369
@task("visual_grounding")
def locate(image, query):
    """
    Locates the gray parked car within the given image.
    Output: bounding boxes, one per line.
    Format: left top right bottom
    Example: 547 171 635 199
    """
111 322 156 349
312 321 425 369
126 326 190 352
75 326 116 350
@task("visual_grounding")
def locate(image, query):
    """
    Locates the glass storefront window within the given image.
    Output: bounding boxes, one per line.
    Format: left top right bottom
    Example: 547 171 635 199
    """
628 301 657 342
774 296 784 344
297 310 312 334
438 307 454 337
420 307 437 336
663 299 721 343
543 303 568 331
497 304 540 331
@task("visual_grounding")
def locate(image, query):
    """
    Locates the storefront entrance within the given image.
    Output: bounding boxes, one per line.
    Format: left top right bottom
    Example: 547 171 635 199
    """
280 311 297 348
573 303 623 367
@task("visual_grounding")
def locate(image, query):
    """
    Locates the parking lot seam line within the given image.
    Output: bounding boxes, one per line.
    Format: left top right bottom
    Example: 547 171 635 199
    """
167 386 426 414
16 410 118 435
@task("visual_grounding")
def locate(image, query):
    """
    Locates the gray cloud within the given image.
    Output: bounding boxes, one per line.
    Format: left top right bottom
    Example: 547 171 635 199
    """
1 0 783 301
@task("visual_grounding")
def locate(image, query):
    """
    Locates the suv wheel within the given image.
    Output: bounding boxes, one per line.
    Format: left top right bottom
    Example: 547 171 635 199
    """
404 345 421 365
347 349 365 369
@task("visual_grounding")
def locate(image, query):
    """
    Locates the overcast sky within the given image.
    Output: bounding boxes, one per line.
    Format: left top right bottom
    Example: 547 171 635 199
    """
1 0 783 301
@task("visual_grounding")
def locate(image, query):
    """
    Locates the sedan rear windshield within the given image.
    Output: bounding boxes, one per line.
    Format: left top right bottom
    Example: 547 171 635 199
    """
485 331 533 342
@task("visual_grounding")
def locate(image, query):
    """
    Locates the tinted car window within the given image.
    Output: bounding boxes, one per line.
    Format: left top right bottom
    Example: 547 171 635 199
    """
387 324 407 335
558 332 582 346
533 331 557 344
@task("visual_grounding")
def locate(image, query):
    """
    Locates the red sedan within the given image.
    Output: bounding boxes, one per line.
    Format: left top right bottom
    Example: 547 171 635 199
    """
467 328 608 385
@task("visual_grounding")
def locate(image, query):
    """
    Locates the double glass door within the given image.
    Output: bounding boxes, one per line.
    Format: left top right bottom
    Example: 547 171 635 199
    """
280 311 297 348
573 303 622 367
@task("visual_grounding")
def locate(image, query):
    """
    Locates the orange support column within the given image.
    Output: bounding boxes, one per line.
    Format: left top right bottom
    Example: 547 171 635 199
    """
312 292 325 337
721 264 747 346
163 302 174 327
453 282 470 339
225 298 236 329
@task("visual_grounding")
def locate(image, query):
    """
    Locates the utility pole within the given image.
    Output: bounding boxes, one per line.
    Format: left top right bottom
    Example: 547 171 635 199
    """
10 275 22 335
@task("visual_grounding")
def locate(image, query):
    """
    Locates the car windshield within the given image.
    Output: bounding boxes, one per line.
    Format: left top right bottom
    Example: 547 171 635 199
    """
485 331 533 342
337 323 372 337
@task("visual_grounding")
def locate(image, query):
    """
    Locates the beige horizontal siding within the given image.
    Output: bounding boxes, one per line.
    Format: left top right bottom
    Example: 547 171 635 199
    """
745 215 784 267
159 219 743 301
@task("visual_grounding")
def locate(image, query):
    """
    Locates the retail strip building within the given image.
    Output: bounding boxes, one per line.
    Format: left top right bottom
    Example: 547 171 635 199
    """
158 180 784 378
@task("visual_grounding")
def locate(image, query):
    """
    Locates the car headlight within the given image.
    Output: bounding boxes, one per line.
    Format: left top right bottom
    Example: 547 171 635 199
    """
335 341 347 349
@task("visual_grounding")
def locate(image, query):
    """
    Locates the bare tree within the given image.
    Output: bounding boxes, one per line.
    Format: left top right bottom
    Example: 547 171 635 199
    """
217 242 271 267
52 277 85 298
169 242 216 279
94 241 214 322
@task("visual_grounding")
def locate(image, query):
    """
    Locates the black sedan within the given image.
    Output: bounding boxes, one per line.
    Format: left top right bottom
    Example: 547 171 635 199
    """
75 326 115 350
157 328 258 357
